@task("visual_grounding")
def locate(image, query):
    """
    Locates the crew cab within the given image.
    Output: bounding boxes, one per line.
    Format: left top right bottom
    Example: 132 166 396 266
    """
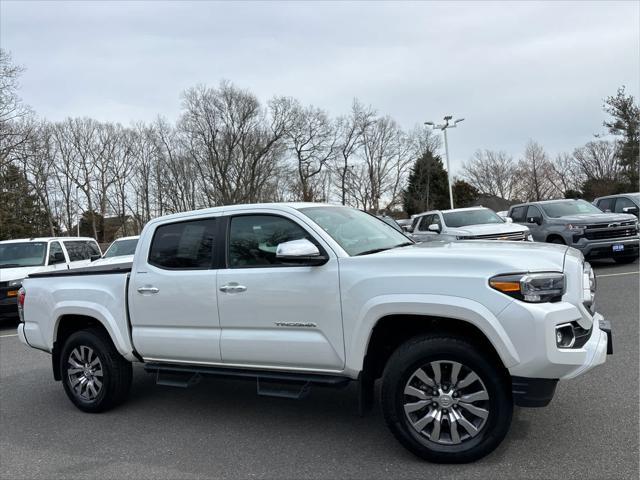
0 237 101 318
409 207 532 243
17 203 611 463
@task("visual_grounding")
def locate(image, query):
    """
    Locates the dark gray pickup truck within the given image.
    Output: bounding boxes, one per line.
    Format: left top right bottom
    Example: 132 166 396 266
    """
508 199 639 263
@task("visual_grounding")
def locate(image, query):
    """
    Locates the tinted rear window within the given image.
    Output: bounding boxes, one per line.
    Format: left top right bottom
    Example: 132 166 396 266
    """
148 219 217 269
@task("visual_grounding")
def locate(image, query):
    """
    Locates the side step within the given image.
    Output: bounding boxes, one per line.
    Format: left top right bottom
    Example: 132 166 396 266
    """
144 363 350 399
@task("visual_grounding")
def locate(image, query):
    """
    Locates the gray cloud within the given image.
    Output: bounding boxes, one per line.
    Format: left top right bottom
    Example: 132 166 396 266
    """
1 0 638 173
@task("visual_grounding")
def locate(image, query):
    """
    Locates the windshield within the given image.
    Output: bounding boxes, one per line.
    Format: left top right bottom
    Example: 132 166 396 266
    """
629 193 640 202
103 238 138 258
0 242 47 268
442 209 504 228
300 207 412 256
541 200 603 218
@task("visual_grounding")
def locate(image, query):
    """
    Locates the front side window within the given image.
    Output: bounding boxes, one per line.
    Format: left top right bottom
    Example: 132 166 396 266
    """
104 238 139 258
526 205 542 220
149 219 217 269
0 242 47 268
442 209 504 228
48 241 65 264
510 206 527 223
417 215 433 231
228 215 311 268
541 200 602 218
613 197 635 213
300 207 411 256
597 198 615 212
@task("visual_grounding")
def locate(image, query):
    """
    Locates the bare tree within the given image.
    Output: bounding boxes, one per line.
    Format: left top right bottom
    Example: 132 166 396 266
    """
573 140 622 182
332 99 375 205
516 140 559 201
548 152 585 196
462 149 519 200
0 49 33 168
359 116 413 212
286 102 337 202
179 81 293 206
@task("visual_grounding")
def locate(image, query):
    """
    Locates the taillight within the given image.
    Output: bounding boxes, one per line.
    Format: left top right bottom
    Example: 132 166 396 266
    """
17 287 25 322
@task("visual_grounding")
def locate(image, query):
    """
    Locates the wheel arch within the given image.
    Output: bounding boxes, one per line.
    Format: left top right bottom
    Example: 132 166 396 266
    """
349 295 520 379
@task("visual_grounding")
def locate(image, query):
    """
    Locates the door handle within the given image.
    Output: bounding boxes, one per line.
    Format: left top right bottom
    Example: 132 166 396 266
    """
137 286 159 294
219 283 247 294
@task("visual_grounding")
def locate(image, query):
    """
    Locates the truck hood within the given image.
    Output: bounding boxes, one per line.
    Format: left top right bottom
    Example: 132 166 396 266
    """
447 222 529 237
0 266 47 283
549 212 636 224
370 240 568 273
89 255 134 267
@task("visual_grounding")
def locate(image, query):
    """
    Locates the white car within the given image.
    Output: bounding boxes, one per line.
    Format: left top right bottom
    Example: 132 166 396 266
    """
17 203 610 463
410 207 532 242
0 237 101 317
92 236 139 266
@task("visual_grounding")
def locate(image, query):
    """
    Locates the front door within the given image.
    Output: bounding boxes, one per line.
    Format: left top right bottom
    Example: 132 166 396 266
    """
129 216 222 364
525 205 544 241
217 212 344 371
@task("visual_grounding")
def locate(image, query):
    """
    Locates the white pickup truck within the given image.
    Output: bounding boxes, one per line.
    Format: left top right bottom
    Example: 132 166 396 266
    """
17 203 612 463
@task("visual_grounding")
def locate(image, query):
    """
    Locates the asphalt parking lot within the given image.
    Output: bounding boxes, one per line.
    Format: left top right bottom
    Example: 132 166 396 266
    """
1 260 638 480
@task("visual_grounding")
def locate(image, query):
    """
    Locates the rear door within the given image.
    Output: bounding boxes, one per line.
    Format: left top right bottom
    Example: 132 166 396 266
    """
216 211 344 371
129 216 222 364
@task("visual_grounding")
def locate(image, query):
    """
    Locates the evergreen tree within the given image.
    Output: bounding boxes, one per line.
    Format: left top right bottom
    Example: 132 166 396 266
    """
603 86 639 190
0 164 52 240
403 151 449 215
452 179 479 207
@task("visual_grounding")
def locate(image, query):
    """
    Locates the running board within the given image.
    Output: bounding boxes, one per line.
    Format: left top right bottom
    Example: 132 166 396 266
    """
145 363 350 397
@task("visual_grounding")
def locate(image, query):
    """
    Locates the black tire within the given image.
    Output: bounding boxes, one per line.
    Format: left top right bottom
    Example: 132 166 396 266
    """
60 328 132 413
613 255 638 264
381 336 512 463
547 237 565 245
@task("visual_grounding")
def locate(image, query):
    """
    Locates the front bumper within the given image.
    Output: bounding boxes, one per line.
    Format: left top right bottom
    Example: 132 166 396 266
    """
0 287 19 317
499 301 611 380
573 236 639 259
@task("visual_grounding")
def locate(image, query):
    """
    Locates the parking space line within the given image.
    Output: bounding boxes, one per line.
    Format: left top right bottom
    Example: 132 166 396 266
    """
597 271 639 278
0 333 18 338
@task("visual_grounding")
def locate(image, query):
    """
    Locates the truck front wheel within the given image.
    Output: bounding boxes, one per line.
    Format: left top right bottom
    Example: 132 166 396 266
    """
60 328 132 413
381 335 512 463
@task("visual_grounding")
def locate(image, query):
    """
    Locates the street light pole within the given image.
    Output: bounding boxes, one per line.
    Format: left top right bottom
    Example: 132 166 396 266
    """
424 116 465 210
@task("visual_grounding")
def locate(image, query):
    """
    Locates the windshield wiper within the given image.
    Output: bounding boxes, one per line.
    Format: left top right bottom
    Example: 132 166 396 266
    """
0 263 22 268
356 242 414 256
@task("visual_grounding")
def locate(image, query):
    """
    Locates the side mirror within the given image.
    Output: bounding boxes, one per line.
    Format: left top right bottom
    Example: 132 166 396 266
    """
402 225 413 233
527 216 542 225
622 206 639 216
428 223 441 233
49 251 66 265
90 254 102 262
276 239 328 266
505 217 513 223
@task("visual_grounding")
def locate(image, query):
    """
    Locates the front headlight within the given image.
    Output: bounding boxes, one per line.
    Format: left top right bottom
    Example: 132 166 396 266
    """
8 278 24 287
489 272 565 303
566 224 585 233
582 262 596 309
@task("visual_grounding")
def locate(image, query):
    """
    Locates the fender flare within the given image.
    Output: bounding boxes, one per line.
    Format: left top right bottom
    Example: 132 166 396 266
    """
347 294 520 373
52 302 136 362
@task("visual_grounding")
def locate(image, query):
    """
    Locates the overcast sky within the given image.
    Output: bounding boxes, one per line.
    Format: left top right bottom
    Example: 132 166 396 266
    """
1 0 638 174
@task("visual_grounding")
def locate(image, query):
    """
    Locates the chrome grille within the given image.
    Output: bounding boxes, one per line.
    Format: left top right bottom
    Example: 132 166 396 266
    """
466 231 527 241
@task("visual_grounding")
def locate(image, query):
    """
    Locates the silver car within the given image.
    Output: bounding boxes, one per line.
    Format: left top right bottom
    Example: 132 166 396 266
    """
409 207 532 243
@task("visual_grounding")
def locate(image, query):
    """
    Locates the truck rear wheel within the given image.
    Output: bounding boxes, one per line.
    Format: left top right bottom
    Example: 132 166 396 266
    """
381 335 512 463
60 328 132 413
